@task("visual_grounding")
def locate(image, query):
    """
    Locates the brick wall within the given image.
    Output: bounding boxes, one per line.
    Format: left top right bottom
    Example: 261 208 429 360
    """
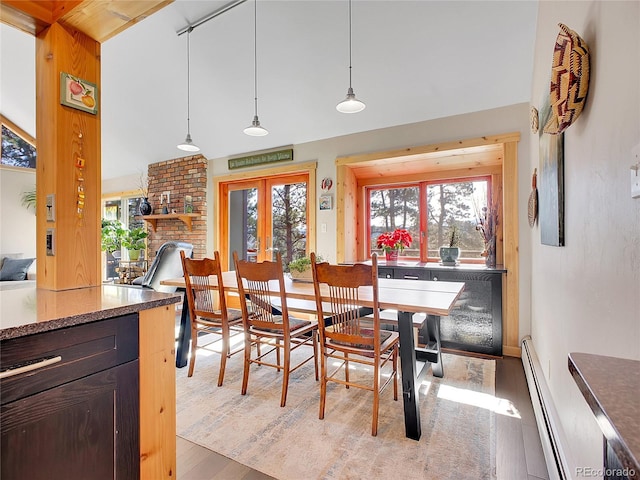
146 154 207 261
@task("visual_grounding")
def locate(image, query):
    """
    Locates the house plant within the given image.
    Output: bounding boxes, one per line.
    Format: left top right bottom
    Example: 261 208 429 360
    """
288 254 323 281
376 228 412 261
121 226 148 261
439 226 460 265
101 219 125 254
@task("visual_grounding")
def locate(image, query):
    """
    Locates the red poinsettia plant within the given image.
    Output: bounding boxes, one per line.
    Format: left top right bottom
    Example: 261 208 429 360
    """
376 228 413 253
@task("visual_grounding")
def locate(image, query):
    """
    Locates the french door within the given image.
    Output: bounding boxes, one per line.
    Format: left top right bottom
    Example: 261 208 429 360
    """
219 173 309 271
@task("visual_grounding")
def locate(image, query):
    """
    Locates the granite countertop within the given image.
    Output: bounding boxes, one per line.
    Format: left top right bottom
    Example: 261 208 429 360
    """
0 284 181 341
569 352 640 478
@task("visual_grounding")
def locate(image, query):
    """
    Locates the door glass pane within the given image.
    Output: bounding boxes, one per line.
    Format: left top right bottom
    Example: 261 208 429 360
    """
271 182 307 269
229 188 258 268
103 200 121 280
426 180 487 258
369 186 420 257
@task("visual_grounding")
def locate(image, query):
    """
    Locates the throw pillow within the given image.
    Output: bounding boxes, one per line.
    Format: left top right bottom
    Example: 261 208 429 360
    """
0 257 35 281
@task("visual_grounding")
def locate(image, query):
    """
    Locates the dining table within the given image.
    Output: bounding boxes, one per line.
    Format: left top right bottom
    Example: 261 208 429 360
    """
161 272 464 441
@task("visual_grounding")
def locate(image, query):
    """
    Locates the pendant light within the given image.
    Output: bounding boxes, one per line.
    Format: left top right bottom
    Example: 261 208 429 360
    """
244 0 268 136
336 0 365 113
177 27 200 152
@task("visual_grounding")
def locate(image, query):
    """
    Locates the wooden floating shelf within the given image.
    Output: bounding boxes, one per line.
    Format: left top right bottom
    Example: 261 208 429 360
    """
137 213 199 232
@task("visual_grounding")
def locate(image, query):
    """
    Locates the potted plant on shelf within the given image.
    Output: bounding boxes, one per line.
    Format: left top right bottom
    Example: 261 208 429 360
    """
376 228 412 261
288 254 323 281
121 226 148 261
439 226 461 266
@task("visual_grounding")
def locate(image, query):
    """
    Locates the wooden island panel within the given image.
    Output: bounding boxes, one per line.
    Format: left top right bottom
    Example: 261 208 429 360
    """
139 304 177 479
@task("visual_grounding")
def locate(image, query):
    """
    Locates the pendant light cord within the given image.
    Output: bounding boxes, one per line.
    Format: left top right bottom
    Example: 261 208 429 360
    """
253 0 259 117
186 26 193 134
348 0 353 89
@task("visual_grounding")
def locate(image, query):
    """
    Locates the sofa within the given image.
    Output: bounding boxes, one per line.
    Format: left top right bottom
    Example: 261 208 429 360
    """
0 254 36 290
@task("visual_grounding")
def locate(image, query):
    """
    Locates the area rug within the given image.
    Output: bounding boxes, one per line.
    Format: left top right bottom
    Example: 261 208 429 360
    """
176 346 496 480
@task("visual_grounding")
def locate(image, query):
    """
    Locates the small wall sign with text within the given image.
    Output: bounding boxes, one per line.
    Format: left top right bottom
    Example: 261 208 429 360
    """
229 149 293 170
60 72 98 115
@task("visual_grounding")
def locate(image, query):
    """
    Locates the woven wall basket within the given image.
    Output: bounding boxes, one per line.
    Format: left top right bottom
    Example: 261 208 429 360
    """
543 23 591 135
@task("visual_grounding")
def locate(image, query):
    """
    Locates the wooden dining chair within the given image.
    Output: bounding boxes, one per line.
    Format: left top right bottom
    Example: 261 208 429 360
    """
310 252 399 436
180 250 244 385
232 251 319 407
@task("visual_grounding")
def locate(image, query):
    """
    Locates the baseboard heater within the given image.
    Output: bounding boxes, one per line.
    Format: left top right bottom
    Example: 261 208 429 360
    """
521 336 571 480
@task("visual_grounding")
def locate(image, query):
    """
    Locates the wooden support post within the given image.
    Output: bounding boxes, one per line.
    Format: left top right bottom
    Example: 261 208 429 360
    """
36 23 101 290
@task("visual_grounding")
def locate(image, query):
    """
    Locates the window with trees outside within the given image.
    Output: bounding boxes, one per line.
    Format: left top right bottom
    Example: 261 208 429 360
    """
368 177 490 262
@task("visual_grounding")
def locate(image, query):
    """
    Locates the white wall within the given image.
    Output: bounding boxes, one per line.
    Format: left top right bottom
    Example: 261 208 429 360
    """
0 167 36 258
0 24 35 136
209 102 533 341
529 1 640 473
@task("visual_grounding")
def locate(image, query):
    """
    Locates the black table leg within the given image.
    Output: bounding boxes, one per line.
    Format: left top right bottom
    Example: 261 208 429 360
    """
397 310 421 441
427 314 444 378
175 289 191 368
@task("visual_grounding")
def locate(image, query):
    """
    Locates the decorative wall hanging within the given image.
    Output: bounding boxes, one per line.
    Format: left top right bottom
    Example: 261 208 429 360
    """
543 23 590 135
60 72 98 115
527 168 538 228
319 195 332 211
228 148 293 170
75 131 86 220
538 93 565 246
530 106 539 134
184 195 194 213
321 177 333 191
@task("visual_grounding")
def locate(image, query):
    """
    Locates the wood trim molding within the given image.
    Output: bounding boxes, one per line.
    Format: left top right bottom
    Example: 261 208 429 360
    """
336 133 521 166
1 114 36 146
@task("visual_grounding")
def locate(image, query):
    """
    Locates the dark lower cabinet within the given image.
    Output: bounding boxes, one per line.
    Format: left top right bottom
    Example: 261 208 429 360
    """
0 315 140 480
380 263 505 356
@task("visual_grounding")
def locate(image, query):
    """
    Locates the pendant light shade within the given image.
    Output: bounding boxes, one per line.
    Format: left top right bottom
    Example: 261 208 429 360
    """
178 27 200 152
337 0 365 113
244 0 268 136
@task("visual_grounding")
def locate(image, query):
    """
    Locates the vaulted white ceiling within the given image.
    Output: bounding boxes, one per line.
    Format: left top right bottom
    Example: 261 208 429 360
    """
1 1 538 180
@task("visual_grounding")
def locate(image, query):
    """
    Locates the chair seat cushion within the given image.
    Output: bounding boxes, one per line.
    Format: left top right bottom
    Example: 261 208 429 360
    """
227 308 243 320
327 326 393 350
253 316 311 333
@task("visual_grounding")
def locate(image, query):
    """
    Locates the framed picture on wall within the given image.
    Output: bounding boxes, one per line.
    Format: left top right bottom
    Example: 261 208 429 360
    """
60 72 99 115
319 195 332 211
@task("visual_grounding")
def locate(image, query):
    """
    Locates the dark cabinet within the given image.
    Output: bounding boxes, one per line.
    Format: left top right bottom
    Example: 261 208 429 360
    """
380 263 504 356
1 315 140 480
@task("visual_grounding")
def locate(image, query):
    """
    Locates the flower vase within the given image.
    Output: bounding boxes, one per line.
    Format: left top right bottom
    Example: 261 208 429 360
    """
139 198 152 216
385 250 399 262
484 237 496 268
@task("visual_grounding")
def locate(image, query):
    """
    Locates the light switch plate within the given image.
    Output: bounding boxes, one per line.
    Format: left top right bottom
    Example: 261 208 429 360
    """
46 194 55 221
46 228 55 256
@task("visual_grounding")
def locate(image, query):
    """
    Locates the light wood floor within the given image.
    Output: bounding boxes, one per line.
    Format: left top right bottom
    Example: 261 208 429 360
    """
176 355 549 480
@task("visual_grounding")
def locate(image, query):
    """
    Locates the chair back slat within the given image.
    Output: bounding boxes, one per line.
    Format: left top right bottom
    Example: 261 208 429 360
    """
233 252 290 334
181 251 226 320
311 253 381 352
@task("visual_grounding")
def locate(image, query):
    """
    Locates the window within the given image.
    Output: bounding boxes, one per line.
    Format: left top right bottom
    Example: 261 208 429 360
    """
369 185 420 258
426 179 488 260
367 177 490 262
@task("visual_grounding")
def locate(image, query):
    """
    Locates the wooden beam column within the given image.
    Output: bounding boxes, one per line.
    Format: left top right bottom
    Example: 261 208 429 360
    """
36 22 101 290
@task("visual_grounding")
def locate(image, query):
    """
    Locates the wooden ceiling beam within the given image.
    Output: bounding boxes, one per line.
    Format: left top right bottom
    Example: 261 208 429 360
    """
0 0 173 42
